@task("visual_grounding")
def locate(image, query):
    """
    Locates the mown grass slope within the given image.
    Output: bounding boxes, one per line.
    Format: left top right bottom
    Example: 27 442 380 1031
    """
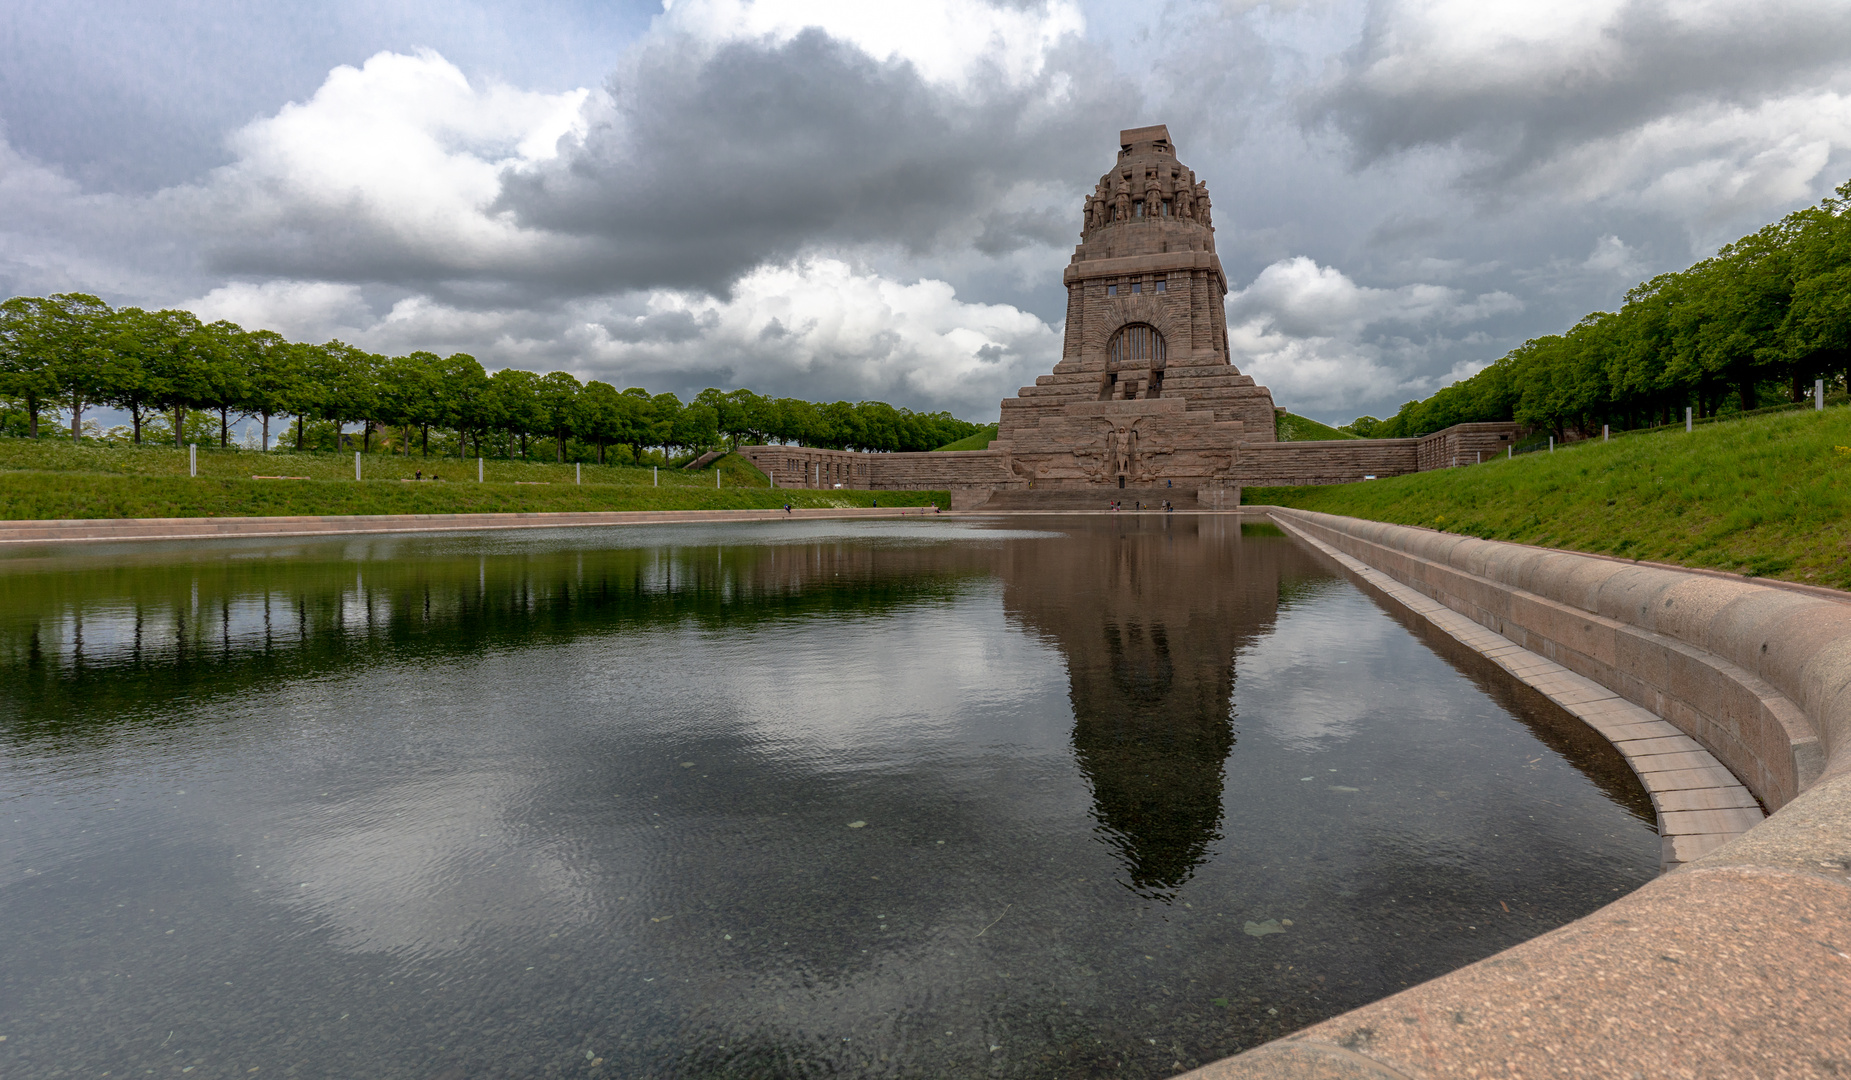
1275 411 1359 441
0 440 946 519
934 424 999 451
1246 406 1851 589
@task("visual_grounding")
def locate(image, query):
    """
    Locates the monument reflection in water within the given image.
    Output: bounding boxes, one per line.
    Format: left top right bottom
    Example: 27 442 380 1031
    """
1001 520 1266 898
0 517 1657 1080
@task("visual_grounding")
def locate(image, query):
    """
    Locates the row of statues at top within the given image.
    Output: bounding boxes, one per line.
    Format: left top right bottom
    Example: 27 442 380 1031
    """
1083 170 1212 231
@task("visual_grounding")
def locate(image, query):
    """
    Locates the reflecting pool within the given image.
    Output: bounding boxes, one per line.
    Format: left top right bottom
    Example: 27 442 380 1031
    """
0 516 1658 1079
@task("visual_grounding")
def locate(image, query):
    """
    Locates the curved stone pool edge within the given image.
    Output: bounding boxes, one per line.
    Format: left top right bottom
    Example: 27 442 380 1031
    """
1274 515 1762 871
1180 508 1851 1080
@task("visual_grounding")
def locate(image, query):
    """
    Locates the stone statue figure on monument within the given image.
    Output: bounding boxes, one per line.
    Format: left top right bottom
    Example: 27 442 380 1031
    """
1113 180 1131 222
1195 184 1212 229
1112 421 1138 478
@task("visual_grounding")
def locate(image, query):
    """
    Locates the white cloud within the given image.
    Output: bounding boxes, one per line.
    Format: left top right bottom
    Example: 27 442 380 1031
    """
658 0 1086 89
1311 0 1851 231
189 280 372 338
178 258 1061 418
582 257 1059 403
167 49 592 280
1225 256 1520 415
1528 90 1851 231
1581 234 1641 276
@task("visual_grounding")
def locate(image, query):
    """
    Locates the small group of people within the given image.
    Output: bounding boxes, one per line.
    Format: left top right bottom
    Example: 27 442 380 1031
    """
1108 499 1176 512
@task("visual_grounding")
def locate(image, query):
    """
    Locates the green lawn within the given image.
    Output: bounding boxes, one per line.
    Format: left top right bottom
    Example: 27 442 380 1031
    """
0 440 946 519
933 424 999 451
1246 405 1851 589
1275 411 1358 441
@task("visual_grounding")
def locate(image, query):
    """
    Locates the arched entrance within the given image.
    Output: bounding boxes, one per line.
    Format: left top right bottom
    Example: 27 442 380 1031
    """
1101 324 1166 399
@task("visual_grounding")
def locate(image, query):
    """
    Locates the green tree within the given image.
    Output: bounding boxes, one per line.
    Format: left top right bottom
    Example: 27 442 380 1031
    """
0 294 117 440
489 367 542 458
242 330 294 451
140 309 212 448
197 320 255 447
535 370 583 461
439 353 492 458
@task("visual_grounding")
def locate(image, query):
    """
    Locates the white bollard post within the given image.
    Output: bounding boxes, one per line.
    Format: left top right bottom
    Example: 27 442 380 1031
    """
653 466 658 487
1603 424 1609 441
478 457 483 483
1818 378 1827 411
355 451 361 480
716 469 721 489
1549 436 1554 453
576 462 581 485
1685 406 1693 433
1507 445 1512 459
189 443 196 477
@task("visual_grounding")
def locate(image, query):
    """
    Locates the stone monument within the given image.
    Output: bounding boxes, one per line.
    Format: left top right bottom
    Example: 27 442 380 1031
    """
738 125 1518 503
990 125 1278 501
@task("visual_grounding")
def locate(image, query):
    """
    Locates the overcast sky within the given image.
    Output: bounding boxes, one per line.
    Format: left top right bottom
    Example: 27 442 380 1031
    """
5 0 1851 424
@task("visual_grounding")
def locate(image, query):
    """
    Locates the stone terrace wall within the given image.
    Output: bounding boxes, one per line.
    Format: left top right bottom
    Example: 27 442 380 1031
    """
738 446 1015 491
1236 439 1419 486
1415 421 1521 470
741 420 1521 494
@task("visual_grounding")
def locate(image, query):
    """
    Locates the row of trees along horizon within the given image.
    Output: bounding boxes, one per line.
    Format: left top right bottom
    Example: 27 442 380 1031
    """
0 298 986 464
1342 178 1851 441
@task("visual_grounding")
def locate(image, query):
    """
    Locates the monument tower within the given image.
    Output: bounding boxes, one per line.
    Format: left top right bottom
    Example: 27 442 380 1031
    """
737 124 1517 502
991 125 1277 499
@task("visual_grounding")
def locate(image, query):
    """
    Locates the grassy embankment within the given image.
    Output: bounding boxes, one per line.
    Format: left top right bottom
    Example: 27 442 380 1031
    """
0 439 947 520
1275 411 1358 441
1246 405 1851 589
933 424 999 451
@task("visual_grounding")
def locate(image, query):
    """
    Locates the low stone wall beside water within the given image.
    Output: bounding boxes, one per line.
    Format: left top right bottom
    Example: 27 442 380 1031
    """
1186 509 1851 1080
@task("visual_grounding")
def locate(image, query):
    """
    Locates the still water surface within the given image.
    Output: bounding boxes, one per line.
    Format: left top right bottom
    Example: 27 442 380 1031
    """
0 516 1657 1079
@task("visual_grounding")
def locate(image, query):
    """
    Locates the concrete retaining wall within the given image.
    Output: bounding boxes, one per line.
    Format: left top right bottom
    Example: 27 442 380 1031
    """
1185 509 1851 1080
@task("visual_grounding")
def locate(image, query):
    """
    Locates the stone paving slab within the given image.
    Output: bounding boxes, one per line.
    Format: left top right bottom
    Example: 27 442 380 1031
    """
1655 785 1766 812
1612 734 1705 755
1267 514 1763 873
1625 748 1724 773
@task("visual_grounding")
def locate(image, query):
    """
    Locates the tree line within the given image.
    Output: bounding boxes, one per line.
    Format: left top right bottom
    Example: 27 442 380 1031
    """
1346 179 1851 441
0 297 985 461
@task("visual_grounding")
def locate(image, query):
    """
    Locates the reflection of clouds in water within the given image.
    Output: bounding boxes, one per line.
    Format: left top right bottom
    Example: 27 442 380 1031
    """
1237 587 1463 750
701 592 1072 762
219 664 608 960
226 588 1070 961
248 770 600 959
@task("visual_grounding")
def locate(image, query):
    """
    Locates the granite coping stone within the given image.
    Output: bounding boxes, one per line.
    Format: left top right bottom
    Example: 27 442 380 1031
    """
1175 510 1851 1080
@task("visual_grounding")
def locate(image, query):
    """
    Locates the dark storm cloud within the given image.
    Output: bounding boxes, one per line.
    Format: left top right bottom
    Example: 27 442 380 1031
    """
972 208 1072 255
492 27 1133 296
1305 0 1851 187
